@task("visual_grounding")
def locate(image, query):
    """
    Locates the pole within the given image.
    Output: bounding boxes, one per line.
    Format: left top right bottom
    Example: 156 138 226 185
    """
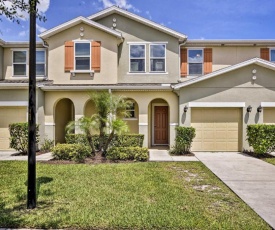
27 0 37 209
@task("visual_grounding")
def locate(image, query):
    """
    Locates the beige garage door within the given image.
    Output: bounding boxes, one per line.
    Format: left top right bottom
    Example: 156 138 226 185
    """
263 108 275 124
0 107 27 150
191 108 241 151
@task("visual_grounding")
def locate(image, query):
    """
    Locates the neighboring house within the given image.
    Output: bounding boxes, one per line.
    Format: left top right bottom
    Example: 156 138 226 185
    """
0 6 275 151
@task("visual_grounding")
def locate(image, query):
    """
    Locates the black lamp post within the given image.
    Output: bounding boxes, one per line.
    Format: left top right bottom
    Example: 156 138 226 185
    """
27 0 37 209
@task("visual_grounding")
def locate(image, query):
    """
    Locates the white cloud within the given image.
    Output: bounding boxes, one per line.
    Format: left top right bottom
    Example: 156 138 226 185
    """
145 11 152 20
36 24 47 33
19 30 27 37
99 0 140 12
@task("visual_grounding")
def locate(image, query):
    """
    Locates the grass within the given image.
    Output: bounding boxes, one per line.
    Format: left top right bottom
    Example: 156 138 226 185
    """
0 161 270 230
263 158 275 165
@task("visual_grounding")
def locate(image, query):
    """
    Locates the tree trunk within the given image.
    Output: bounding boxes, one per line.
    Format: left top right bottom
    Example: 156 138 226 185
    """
86 131 95 154
103 131 114 156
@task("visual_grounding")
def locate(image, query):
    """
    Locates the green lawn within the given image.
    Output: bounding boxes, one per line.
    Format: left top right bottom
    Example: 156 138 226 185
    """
263 158 275 166
0 161 270 229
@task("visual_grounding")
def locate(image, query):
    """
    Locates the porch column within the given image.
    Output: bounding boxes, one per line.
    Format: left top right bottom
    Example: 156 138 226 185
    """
139 113 148 148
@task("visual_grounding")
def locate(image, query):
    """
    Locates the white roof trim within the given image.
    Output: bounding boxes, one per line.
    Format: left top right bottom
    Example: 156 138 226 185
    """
88 6 187 42
261 102 275 107
39 16 123 39
0 101 28 106
173 58 275 89
188 102 246 108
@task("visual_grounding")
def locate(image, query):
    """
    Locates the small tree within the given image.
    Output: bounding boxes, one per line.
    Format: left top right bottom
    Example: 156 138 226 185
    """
89 91 131 153
66 116 97 154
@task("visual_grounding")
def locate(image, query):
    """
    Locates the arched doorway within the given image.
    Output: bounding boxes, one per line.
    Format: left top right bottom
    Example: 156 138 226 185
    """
149 98 169 146
54 98 75 144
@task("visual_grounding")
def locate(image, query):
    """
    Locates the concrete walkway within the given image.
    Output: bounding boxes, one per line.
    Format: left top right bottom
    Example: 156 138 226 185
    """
195 152 275 229
149 149 199 162
0 151 53 161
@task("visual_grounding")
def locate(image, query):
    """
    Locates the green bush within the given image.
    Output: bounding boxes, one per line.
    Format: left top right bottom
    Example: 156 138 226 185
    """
247 124 275 154
52 143 90 163
106 147 149 161
9 122 39 155
170 126 196 155
65 134 144 149
40 138 54 152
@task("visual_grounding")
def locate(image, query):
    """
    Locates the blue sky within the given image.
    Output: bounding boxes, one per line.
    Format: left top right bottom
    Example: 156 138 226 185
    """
1 0 275 41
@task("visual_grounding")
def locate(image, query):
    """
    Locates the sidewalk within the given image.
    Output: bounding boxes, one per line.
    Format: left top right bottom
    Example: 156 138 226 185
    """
149 149 199 162
195 152 275 229
0 152 53 161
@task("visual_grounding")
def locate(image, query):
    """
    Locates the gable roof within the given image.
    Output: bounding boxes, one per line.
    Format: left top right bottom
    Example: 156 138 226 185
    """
88 6 187 42
39 16 123 39
173 58 275 90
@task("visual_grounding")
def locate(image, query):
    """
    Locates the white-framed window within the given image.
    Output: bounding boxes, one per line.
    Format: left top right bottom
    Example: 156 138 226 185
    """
13 49 46 77
36 50 46 76
75 42 91 70
188 49 203 75
129 44 145 72
150 44 166 72
13 50 27 76
270 49 275 62
126 101 136 118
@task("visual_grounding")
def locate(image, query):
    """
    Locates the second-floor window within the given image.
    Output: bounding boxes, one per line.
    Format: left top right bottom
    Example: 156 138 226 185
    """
150 44 166 72
188 49 203 75
13 50 46 77
13 51 27 76
130 44 145 72
75 42 90 70
270 49 275 62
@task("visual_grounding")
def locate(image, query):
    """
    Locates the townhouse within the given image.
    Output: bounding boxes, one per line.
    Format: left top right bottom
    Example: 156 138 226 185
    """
0 6 275 151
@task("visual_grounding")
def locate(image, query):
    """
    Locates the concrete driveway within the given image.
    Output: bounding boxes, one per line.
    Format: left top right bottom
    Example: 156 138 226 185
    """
195 152 275 229
0 151 53 161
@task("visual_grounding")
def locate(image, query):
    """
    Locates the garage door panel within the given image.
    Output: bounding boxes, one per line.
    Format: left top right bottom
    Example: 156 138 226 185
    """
191 108 241 152
264 108 275 124
0 107 27 150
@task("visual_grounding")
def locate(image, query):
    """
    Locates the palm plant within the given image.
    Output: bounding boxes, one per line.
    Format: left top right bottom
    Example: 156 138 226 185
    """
66 116 97 154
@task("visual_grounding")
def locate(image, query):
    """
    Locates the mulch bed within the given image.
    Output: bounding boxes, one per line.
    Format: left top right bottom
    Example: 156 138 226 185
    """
170 152 195 156
242 151 275 159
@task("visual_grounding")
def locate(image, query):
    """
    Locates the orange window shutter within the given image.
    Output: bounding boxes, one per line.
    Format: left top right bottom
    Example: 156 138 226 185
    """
91 41 101 72
260 48 270 61
204 48 212 74
64 41 74 72
180 48 187 77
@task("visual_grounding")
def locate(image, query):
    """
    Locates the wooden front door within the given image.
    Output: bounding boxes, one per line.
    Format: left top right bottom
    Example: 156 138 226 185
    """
154 106 168 145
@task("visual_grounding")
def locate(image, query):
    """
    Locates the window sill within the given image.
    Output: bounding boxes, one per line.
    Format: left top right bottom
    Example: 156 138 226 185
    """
127 72 168 75
12 76 47 80
123 118 138 120
70 70 95 77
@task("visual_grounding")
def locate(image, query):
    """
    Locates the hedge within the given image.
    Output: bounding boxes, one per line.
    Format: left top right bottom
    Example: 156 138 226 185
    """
9 122 39 154
106 147 149 161
247 124 275 154
65 133 144 149
170 126 196 155
52 143 91 163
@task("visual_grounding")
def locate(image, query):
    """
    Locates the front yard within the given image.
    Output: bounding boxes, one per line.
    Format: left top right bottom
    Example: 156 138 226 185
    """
0 161 270 229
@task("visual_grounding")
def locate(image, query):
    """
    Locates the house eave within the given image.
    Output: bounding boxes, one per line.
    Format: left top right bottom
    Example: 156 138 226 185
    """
39 16 123 40
88 6 187 42
173 58 275 89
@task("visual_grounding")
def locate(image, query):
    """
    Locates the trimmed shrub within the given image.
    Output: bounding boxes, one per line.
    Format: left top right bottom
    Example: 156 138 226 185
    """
9 122 39 154
40 138 54 153
65 133 144 149
106 147 149 161
170 126 196 155
247 124 275 154
52 143 90 163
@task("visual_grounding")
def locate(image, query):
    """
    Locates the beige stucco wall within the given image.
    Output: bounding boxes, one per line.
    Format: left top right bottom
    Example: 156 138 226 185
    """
0 46 3 79
45 22 118 84
44 90 178 148
96 14 180 84
178 64 275 150
212 47 260 71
